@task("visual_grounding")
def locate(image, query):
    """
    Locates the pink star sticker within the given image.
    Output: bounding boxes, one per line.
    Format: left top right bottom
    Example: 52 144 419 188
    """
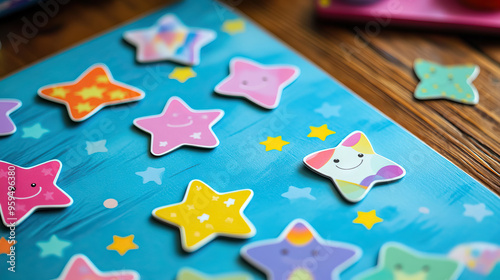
215 58 300 109
0 160 73 227
123 14 216 65
133 97 224 156
55 254 139 280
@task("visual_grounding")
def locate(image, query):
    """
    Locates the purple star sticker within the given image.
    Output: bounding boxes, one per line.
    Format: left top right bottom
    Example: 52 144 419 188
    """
241 219 361 279
133 97 224 156
215 58 300 109
0 99 22 136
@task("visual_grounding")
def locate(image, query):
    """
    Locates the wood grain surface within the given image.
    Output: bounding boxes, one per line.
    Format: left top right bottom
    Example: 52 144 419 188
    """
0 0 498 192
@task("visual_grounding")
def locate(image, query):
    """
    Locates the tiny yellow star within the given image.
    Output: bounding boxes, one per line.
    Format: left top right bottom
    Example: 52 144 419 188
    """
307 124 335 141
169 67 197 83
96 75 109 83
353 210 383 230
75 85 105 100
222 18 245 35
108 89 127 100
75 102 93 113
106 235 138 256
50 87 69 98
260 136 290 151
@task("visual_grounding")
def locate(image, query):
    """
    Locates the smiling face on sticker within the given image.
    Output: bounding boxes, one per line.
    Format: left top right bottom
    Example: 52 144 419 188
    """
303 131 405 203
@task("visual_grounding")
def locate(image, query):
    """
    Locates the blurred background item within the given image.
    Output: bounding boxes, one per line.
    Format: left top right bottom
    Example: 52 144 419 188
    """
0 0 36 17
461 0 500 10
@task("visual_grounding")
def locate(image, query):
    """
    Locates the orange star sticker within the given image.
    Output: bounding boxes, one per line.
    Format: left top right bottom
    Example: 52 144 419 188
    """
0 237 15 255
38 64 145 122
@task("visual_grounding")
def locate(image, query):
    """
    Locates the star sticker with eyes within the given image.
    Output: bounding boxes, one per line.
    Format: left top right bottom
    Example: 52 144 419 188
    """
0 160 73 227
133 97 224 156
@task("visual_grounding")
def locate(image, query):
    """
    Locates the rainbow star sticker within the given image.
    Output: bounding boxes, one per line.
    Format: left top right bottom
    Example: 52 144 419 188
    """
152 180 256 252
38 64 145 122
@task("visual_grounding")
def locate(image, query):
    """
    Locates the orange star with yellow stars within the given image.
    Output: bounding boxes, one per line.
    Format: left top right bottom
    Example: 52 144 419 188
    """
0 237 15 255
38 64 145 122
152 180 256 252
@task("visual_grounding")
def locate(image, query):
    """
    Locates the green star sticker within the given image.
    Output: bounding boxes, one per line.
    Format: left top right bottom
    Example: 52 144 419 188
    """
355 242 463 280
36 235 71 258
176 268 251 280
414 59 479 105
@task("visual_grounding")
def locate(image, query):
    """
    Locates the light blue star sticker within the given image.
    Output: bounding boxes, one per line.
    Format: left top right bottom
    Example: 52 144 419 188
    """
135 167 165 185
281 186 316 200
314 102 341 118
36 235 71 258
22 123 49 139
85 140 108 155
463 203 493 222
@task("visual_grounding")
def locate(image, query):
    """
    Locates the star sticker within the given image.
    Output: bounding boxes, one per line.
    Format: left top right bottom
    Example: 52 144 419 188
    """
414 59 479 105
55 254 139 280
134 97 224 156
463 203 493 223
177 268 252 280
152 179 256 252
242 219 361 279
85 140 108 155
307 124 335 141
314 102 341 118
353 210 383 230
169 67 197 83
215 57 300 109
259 136 289 151
22 123 49 139
0 160 73 227
38 64 145 122
123 14 216 65
281 186 316 201
355 242 463 280
304 131 406 203
0 237 15 255
36 234 71 257
0 99 22 136
106 235 139 256
221 18 246 35
135 167 165 185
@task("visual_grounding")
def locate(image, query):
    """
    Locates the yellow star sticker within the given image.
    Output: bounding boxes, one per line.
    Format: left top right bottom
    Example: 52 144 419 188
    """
307 124 335 141
108 89 127 100
222 18 246 35
96 75 109 83
75 102 93 113
75 85 106 100
168 67 197 83
106 235 139 256
259 136 290 151
152 180 256 252
50 87 69 98
353 210 383 230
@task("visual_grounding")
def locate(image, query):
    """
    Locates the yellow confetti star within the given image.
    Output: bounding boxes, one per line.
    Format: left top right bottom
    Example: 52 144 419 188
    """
109 89 127 100
222 18 246 35
50 87 69 98
75 85 106 100
96 75 109 83
259 136 290 151
75 102 93 113
152 180 256 252
307 124 335 141
168 67 197 83
106 235 139 256
353 210 383 230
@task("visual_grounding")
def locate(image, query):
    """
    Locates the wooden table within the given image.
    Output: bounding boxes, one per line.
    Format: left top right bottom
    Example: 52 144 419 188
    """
0 0 498 192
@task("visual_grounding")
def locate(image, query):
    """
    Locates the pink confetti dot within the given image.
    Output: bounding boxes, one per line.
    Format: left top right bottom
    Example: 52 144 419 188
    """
103 198 118 209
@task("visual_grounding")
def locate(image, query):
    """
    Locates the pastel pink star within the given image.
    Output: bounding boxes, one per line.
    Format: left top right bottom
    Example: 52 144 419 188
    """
133 97 224 156
0 160 73 227
55 254 139 280
215 57 300 109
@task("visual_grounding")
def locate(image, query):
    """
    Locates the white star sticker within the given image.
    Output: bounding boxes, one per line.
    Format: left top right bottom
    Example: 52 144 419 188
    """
197 213 209 223
224 198 235 207
190 132 202 139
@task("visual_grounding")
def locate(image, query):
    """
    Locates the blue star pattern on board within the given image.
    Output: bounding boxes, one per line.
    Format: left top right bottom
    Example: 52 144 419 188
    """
281 186 316 201
36 235 71 258
85 140 108 155
22 123 49 139
463 203 493 223
314 102 341 118
135 167 165 185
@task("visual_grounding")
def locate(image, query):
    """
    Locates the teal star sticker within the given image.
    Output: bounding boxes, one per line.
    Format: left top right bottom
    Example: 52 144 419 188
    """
135 167 165 185
22 123 49 139
414 59 479 105
177 268 251 280
36 235 71 258
281 186 316 200
355 242 463 280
